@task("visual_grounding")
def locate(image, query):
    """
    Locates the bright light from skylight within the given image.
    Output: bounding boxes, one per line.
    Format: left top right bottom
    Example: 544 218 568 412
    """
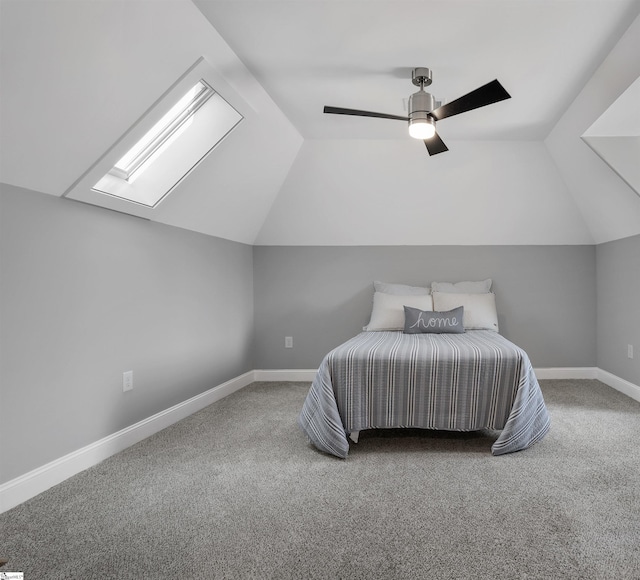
111 81 213 182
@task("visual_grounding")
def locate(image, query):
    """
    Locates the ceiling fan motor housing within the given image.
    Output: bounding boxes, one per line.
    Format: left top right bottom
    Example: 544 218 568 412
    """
408 89 435 122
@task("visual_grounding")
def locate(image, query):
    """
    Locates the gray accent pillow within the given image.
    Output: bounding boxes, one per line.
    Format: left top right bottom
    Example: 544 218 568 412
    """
403 305 465 334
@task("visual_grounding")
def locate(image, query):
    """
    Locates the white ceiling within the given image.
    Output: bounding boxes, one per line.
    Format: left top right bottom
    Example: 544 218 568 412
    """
1 0 639 245
584 75 640 136
545 13 640 244
194 0 640 142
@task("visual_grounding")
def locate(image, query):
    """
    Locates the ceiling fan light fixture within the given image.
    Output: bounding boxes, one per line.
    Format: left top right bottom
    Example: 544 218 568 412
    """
408 87 436 139
409 117 436 139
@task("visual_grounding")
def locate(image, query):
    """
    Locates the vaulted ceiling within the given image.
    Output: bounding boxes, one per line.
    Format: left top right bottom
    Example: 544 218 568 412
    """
1 0 639 245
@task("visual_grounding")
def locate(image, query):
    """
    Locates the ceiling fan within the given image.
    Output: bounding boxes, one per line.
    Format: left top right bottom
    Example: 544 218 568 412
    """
324 67 511 156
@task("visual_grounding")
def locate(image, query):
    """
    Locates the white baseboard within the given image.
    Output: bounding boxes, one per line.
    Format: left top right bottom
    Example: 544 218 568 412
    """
254 369 317 382
533 367 640 403
2 365 638 514
534 367 598 380
597 369 640 403
0 371 255 514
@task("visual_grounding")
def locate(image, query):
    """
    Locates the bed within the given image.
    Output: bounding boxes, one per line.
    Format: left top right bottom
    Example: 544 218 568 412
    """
298 281 550 458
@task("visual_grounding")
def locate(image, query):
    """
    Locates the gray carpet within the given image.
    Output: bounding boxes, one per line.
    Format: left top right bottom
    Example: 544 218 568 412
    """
1 379 640 579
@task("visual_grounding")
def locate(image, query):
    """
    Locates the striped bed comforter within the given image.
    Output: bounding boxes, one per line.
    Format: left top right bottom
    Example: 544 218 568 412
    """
298 330 550 458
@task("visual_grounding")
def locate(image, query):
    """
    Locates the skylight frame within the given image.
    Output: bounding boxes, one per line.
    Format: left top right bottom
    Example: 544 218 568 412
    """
63 57 248 216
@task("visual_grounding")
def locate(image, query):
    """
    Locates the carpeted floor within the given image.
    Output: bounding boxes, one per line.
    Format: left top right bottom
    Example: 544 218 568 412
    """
1 379 639 579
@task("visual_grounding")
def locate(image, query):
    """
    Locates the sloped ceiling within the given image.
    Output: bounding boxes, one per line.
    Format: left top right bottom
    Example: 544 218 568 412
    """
545 14 640 244
582 74 640 195
0 0 302 244
1 0 639 245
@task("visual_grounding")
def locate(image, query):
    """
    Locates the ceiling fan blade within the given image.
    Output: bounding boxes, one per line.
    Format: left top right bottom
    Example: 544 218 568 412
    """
424 132 449 156
430 79 511 121
324 106 409 121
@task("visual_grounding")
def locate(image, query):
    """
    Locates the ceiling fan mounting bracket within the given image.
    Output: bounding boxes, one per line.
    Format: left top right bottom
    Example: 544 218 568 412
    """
411 67 432 87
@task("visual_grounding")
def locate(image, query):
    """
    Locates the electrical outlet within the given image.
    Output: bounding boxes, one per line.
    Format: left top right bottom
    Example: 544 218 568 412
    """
628 344 634 359
123 370 133 392
285 336 293 349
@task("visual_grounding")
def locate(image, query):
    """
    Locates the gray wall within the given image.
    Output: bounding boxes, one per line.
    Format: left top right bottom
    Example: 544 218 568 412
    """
6 184 636 487
253 245 597 370
0 185 254 484
596 233 640 385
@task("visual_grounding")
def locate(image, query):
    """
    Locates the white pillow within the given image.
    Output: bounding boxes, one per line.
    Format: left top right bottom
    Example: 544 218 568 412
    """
432 292 499 332
374 281 430 295
364 292 433 331
431 279 492 294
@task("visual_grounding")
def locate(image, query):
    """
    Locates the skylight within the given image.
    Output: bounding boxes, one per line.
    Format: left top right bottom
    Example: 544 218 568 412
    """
63 58 246 215
91 76 242 208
